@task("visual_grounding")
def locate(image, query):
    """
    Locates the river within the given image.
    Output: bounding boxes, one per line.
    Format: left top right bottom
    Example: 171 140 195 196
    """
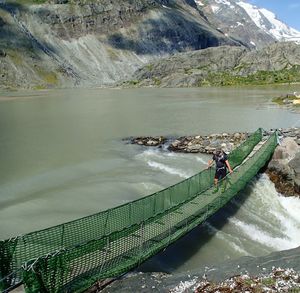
0 86 300 273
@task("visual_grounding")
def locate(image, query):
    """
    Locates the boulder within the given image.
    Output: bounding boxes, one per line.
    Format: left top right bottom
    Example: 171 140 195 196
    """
268 159 293 179
233 133 241 140
272 146 291 160
282 137 300 152
267 138 300 197
289 152 300 176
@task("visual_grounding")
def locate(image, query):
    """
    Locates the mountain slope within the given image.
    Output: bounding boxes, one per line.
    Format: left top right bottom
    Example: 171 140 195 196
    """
1 0 299 89
237 1 300 43
196 0 300 49
127 42 300 87
0 0 238 89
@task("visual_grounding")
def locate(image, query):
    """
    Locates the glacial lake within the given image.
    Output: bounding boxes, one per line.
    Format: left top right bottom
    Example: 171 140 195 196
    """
0 85 300 273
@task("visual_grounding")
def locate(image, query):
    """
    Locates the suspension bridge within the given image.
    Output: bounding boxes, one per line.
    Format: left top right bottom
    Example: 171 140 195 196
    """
0 129 278 293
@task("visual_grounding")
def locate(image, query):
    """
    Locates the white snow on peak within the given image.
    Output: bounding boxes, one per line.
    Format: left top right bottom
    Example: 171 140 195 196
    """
211 5 220 13
195 0 204 6
237 1 300 43
215 0 234 9
259 8 300 42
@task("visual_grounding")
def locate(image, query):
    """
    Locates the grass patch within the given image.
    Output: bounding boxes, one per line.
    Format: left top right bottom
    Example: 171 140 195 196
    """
33 84 47 90
184 68 192 75
127 80 139 86
8 51 23 65
106 48 119 61
35 67 59 86
201 65 300 87
153 77 161 86
146 64 153 71
272 93 299 105
261 277 276 287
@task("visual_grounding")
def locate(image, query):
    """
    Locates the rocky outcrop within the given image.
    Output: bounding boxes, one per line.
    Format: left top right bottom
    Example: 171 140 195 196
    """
197 0 276 50
0 0 237 89
267 133 300 197
130 128 300 155
272 92 300 112
128 42 300 87
2 0 300 89
129 132 248 154
131 136 166 146
168 132 247 154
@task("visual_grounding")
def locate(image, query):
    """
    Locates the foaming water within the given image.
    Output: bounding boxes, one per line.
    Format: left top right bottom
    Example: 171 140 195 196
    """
147 161 191 179
135 148 300 260
229 217 294 250
219 174 300 254
196 156 208 165
142 173 300 273
135 148 208 180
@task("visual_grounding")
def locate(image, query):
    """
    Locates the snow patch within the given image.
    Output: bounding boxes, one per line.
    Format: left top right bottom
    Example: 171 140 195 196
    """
215 0 234 9
211 5 220 13
237 1 300 43
195 0 204 6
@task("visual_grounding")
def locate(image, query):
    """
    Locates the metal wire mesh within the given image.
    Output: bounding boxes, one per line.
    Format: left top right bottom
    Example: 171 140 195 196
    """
22 131 277 293
0 128 264 292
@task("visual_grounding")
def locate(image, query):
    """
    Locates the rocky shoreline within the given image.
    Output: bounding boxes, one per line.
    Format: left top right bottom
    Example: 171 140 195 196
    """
273 92 300 113
129 127 300 154
128 127 300 197
95 246 300 293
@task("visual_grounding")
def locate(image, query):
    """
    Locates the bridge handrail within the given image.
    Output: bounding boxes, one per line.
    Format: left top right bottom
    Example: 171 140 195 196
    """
21 131 278 293
0 128 263 292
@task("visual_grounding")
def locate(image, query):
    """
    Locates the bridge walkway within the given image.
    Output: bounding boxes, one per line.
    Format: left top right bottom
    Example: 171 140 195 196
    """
0 129 277 293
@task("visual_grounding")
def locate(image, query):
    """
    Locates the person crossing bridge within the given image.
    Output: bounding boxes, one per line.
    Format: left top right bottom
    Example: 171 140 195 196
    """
208 148 233 192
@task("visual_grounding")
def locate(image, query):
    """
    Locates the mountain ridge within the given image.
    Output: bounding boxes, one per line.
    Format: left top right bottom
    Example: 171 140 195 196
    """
0 0 238 89
0 0 300 89
126 42 300 87
197 0 300 49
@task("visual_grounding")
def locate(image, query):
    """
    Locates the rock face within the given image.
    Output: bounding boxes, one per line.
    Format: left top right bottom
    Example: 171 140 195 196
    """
1 1 300 89
267 134 300 197
0 0 237 89
197 0 300 50
129 42 300 87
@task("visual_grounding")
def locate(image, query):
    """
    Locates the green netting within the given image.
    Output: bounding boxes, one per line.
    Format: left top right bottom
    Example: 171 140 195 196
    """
0 128 263 292
20 131 277 293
